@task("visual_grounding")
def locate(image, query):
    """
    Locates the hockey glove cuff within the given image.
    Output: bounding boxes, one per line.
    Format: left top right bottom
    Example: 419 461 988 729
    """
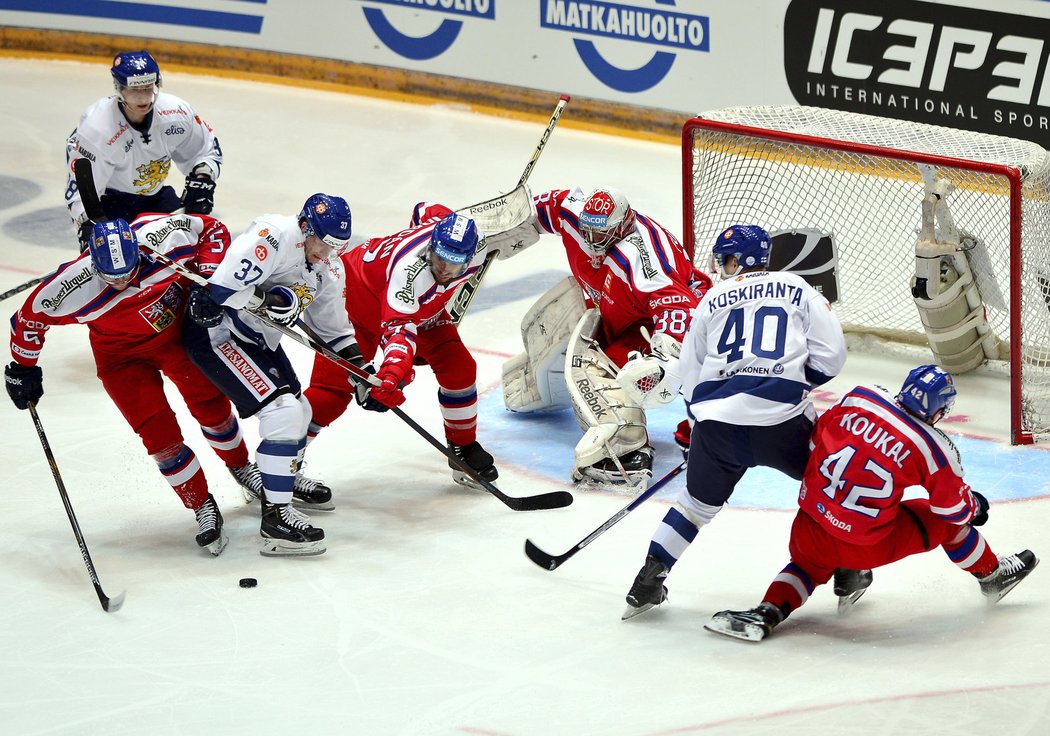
188 284 225 328
971 490 990 526
5 361 43 410
182 174 216 215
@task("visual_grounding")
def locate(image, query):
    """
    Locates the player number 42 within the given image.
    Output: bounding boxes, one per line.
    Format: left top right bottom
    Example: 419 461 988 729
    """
817 445 893 519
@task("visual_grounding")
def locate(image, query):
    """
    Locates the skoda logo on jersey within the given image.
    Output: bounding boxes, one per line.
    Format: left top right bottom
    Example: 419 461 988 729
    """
541 0 709 93
357 0 496 61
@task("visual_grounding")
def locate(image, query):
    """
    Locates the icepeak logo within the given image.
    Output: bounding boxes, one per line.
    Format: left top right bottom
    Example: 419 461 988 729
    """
357 0 496 61
784 0 1050 147
542 0 709 93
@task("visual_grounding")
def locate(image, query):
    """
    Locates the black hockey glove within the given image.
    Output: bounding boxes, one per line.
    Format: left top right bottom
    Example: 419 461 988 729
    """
182 174 216 215
971 491 989 527
78 220 94 252
5 361 43 410
353 364 389 413
188 284 224 328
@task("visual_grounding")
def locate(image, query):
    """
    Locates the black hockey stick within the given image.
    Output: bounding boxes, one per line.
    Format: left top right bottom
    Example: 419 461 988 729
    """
1 274 48 303
133 234 573 513
524 460 687 570
447 94 570 326
28 403 125 612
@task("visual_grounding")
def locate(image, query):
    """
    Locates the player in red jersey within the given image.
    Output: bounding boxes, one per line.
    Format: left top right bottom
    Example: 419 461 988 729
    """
502 186 712 488
704 365 1039 642
5 215 260 555
304 204 500 486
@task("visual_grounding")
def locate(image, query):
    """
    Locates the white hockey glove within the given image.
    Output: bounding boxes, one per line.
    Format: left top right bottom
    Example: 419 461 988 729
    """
616 330 683 407
246 286 303 326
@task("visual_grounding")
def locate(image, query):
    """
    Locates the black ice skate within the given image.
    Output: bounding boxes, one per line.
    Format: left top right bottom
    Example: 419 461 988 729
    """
834 568 874 614
448 441 499 489
622 555 668 620
575 445 654 489
704 602 786 642
977 550 1039 604
229 462 264 504
292 469 335 512
194 494 228 556
260 501 326 557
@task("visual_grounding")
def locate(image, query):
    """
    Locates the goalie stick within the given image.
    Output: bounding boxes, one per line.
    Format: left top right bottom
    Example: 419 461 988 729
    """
28 403 125 612
447 94 570 326
524 460 687 570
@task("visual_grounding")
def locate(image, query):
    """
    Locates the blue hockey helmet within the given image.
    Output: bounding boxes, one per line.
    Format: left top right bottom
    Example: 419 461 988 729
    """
299 193 352 254
711 225 771 279
111 51 161 90
896 364 957 423
89 219 141 284
429 213 480 283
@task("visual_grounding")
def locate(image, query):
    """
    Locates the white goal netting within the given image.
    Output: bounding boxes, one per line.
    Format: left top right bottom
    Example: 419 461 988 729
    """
684 105 1050 443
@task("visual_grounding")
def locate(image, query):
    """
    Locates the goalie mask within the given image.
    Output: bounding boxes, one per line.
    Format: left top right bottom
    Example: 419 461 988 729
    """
579 187 635 267
711 224 771 279
89 219 141 287
299 193 353 254
896 364 957 424
428 213 479 284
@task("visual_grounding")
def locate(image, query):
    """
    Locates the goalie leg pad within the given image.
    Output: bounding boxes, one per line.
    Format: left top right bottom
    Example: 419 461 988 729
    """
502 276 586 412
565 309 649 483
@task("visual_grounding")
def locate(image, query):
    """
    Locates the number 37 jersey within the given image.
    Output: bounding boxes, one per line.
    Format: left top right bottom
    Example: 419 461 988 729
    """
680 270 846 426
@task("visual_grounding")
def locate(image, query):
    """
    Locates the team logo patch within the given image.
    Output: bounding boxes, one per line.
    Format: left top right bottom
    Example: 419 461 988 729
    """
255 244 268 261
314 202 328 215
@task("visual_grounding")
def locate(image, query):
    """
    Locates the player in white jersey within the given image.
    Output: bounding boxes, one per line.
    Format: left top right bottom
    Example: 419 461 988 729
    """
622 225 848 619
182 194 360 557
65 51 222 250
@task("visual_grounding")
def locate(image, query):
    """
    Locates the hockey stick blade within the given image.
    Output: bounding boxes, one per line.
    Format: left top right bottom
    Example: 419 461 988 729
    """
72 158 106 223
523 461 687 571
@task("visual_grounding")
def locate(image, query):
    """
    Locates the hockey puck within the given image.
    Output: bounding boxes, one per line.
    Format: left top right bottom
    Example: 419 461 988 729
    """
238 578 257 588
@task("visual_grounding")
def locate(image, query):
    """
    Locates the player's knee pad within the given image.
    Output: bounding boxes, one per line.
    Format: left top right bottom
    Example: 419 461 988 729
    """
674 494 721 526
502 276 585 413
258 392 307 443
566 309 647 471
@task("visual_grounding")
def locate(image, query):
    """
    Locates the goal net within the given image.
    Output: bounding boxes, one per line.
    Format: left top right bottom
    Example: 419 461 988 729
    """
682 105 1050 444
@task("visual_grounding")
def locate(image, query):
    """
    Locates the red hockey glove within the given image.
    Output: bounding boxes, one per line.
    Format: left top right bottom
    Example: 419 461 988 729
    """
367 366 413 409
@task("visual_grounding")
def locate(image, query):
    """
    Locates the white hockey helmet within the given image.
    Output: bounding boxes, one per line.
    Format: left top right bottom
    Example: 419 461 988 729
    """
578 187 635 265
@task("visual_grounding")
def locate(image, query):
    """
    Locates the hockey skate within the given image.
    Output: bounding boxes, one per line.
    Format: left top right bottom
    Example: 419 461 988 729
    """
575 445 654 491
229 462 264 504
622 555 668 620
260 502 326 557
448 441 499 489
194 494 228 556
976 550 1039 604
292 469 335 512
834 568 874 614
704 602 785 642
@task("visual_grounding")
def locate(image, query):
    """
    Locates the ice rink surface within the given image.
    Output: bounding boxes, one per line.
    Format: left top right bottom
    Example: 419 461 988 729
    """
1 57 1048 735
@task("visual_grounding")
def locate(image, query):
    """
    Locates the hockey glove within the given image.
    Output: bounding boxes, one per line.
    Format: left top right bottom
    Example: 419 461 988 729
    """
182 174 216 215
353 364 389 413
971 490 990 526
188 284 225 328
674 418 692 461
247 286 302 326
5 361 43 410
77 219 94 252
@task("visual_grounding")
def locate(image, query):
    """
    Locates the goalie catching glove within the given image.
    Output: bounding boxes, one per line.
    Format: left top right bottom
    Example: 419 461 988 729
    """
616 330 684 407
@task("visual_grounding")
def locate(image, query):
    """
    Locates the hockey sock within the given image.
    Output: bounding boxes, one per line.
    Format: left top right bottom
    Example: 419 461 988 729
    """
306 421 325 444
154 444 209 509
256 439 297 504
438 384 478 446
647 506 701 571
201 415 249 468
943 525 999 577
761 562 821 613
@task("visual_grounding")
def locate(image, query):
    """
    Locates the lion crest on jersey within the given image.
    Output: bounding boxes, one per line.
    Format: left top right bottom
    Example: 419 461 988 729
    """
288 282 314 310
134 158 171 194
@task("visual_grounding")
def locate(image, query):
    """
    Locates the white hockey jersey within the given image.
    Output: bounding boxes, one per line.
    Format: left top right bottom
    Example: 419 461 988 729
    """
680 269 846 426
207 214 355 352
65 92 222 224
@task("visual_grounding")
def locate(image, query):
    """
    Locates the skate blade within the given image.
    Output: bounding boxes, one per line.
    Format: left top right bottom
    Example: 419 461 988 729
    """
704 615 768 642
986 558 1040 604
204 533 230 557
621 601 663 621
837 588 867 614
258 537 327 557
240 487 262 505
452 471 498 490
291 497 336 512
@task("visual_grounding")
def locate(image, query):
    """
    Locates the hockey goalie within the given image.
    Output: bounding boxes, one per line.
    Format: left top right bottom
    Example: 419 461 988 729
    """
502 186 712 489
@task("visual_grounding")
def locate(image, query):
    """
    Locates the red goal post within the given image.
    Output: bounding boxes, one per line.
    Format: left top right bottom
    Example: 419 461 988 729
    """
681 106 1050 444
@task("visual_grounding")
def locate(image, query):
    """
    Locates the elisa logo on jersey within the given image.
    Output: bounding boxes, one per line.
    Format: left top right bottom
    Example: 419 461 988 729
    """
355 0 496 61
784 0 1050 148
542 0 709 92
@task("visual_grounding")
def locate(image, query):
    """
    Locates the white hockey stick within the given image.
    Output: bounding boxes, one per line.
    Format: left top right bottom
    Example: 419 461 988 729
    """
447 94 570 325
